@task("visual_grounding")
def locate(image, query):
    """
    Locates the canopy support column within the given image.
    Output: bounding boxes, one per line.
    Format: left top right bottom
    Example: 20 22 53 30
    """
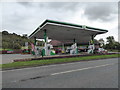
91 35 94 44
44 29 48 56
33 37 37 57
34 37 37 45
74 38 78 54
62 43 65 54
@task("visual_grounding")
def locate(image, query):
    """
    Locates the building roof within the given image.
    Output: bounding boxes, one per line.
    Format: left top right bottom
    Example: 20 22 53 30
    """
29 19 108 44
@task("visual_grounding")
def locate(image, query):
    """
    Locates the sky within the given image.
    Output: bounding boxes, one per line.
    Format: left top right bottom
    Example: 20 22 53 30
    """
1 1 118 43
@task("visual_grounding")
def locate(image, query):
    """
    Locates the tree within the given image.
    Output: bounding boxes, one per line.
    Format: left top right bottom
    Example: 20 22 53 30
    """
106 36 115 44
93 39 99 44
105 36 115 49
12 33 17 35
2 31 9 35
114 42 120 50
2 42 8 50
98 38 105 47
105 36 120 50
13 43 21 49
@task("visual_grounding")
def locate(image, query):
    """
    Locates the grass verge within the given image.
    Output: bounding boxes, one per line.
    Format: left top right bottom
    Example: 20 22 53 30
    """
1 54 119 70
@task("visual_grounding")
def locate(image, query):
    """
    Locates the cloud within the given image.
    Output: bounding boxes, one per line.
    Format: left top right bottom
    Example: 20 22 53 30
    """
17 2 32 6
2 2 74 35
84 2 117 22
17 2 80 12
2 2 118 41
44 2 79 11
0 3 2 30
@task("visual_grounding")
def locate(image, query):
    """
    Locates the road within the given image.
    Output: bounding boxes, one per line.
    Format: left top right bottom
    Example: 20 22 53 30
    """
2 58 118 88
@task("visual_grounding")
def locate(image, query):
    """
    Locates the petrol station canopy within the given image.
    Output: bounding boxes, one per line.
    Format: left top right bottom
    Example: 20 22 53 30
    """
29 19 108 45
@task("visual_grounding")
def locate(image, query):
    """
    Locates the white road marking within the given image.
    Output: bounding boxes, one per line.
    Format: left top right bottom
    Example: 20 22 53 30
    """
2 63 116 83
51 63 115 76
42 65 57 67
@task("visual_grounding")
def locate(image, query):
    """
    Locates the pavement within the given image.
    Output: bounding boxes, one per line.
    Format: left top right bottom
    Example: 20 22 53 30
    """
1 53 85 64
2 58 118 88
1 52 118 64
1 54 35 64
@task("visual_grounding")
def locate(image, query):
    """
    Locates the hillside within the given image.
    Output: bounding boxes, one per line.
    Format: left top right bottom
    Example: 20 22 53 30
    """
2 31 34 50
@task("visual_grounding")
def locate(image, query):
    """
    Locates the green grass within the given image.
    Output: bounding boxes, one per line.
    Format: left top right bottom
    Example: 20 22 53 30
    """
1 54 119 69
0 48 10 51
107 49 119 52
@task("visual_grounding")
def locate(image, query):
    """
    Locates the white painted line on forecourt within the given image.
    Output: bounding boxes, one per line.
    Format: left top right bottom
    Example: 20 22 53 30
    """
51 63 115 76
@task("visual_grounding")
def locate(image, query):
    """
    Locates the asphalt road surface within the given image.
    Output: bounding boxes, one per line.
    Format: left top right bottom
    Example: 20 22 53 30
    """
2 58 118 88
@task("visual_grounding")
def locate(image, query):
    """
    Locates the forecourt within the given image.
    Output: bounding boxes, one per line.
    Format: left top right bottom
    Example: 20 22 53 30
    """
2 58 118 88
29 19 108 56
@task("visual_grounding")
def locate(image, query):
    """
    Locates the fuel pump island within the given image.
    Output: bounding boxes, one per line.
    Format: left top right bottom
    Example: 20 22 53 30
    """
29 19 108 57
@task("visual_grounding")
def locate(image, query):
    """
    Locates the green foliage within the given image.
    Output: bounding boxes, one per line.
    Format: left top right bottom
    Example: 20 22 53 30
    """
2 31 34 50
2 31 9 35
2 42 8 50
13 43 21 49
104 36 120 50
106 36 115 44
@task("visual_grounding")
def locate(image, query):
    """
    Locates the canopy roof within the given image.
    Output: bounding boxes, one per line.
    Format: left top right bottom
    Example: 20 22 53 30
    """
29 19 108 44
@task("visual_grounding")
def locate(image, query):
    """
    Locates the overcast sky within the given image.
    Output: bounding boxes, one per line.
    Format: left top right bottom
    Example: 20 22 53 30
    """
1 1 118 42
